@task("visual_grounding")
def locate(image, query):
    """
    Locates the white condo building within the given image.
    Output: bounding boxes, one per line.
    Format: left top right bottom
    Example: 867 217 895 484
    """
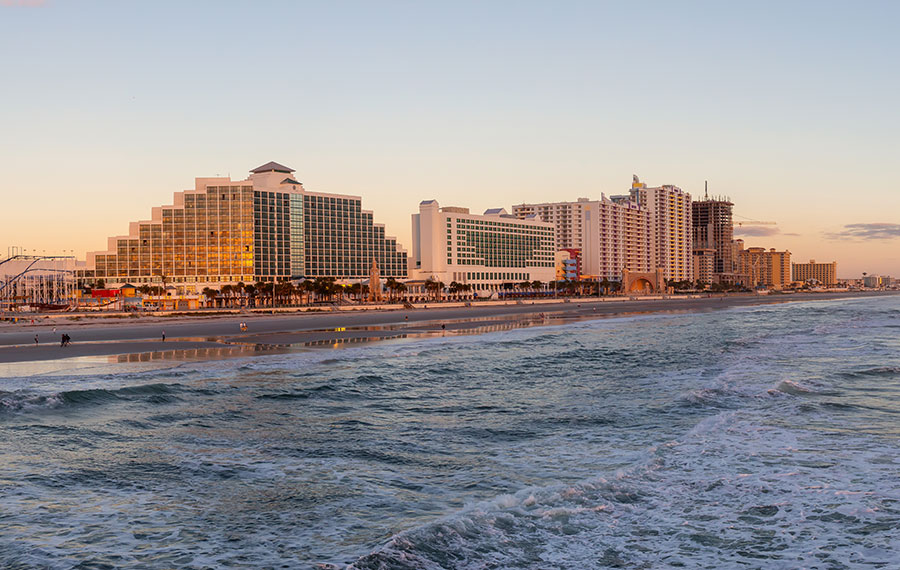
514 196 652 281
511 200 588 250
411 200 556 295
582 196 652 280
629 176 692 281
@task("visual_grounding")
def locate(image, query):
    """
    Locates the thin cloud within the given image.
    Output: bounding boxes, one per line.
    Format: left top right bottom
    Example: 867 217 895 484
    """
734 226 780 237
783 232 801 237
825 223 900 241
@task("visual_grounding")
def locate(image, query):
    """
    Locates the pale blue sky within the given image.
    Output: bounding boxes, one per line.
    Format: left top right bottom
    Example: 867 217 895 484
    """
2 0 899 276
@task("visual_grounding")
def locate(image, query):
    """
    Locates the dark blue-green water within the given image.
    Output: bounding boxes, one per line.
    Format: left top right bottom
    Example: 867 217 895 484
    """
2 296 900 568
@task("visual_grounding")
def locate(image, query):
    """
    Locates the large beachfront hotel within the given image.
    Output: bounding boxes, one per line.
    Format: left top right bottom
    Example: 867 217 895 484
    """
84 162 407 292
410 200 556 293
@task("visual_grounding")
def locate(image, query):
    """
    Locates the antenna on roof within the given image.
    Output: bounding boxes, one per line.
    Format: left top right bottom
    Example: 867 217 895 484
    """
704 180 708 200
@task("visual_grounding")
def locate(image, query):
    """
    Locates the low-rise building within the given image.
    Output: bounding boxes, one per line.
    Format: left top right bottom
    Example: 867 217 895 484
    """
792 260 837 286
692 248 715 286
734 241 791 289
556 249 581 281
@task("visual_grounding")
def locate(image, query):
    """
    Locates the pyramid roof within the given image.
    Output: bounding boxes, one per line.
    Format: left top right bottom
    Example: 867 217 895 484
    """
250 161 294 174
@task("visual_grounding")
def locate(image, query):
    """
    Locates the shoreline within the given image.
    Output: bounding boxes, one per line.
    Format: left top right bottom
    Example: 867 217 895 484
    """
0 291 896 366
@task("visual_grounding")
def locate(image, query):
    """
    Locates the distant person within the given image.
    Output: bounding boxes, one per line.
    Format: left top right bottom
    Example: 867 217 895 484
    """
34 334 39 346
441 323 446 331
404 315 408 322
161 330 166 342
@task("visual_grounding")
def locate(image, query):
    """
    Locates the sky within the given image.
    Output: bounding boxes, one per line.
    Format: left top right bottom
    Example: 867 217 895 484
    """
1 0 898 278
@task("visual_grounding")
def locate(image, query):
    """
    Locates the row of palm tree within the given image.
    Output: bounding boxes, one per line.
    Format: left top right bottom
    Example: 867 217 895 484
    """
124 275 649 309
196 277 410 308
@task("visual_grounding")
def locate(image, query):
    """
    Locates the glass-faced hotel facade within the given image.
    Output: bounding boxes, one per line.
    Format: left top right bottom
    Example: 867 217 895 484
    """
86 162 407 290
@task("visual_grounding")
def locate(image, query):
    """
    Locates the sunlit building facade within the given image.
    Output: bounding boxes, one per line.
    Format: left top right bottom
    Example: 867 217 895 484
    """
630 176 692 281
582 195 652 280
792 259 837 286
734 241 791 289
411 200 556 294
87 162 406 291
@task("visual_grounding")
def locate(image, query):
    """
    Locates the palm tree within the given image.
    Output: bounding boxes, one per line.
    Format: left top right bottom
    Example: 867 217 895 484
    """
244 284 257 307
599 278 611 296
220 284 234 307
314 277 336 301
276 281 296 306
531 280 543 295
201 287 218 308
235 281 246 306
347 282 361 301
252 281 269 306
383 277 398 302
299 280 316 304
424 278 444 301
391 281 407 302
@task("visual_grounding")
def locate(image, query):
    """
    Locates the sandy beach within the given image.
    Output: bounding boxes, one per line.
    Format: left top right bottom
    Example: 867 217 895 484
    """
0 291 895 365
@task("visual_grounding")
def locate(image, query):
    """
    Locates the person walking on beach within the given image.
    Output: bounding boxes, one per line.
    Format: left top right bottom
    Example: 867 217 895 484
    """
161 330 166 342
34 334 39 346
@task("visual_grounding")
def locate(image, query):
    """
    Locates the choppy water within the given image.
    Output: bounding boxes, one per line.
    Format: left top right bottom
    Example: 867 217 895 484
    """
2 296 900 569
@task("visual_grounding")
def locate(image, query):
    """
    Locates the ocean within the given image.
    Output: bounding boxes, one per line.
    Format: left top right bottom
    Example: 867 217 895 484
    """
1 295 899 569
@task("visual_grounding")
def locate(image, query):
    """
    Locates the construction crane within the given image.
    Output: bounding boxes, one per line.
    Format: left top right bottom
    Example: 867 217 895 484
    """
734 213 776 228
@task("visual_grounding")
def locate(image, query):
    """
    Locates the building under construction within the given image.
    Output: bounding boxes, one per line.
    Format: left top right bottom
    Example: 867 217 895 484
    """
692 189 735 279
0 253 76 311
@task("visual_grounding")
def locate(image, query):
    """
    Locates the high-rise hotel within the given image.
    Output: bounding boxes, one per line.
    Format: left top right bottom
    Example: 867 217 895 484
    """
411 200 556 293
86 162 407 291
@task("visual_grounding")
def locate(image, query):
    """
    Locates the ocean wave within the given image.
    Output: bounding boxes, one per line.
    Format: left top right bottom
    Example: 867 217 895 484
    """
842 366 900 378
0 383 185 414
0 391 65 412
774 379 815 396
